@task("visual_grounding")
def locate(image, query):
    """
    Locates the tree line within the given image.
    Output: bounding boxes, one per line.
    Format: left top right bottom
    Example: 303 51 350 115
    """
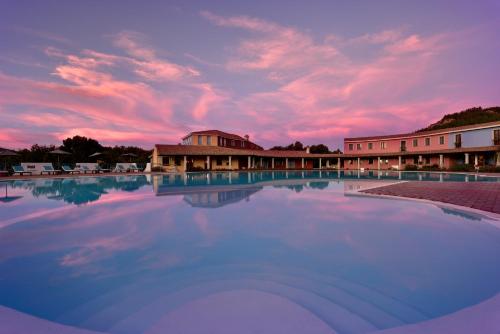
10 136 152 165
269 141 342 154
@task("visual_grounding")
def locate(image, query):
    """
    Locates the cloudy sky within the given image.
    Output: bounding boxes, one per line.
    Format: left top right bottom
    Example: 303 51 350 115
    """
1 0 499 150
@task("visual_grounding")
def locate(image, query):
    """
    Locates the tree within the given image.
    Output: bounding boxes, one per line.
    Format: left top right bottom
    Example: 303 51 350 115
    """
309 144 330 154
62 136 104 162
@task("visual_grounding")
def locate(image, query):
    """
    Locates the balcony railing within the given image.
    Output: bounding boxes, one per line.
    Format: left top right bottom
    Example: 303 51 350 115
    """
454 142 462 148
400 146 407 152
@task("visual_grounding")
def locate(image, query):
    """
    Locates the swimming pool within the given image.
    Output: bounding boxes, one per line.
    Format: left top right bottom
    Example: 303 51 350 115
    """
1 172 499 333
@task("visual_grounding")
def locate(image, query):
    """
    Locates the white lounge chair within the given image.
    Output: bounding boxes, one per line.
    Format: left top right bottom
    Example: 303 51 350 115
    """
12 165 32 175
96 165 110 173
79 165 94 174
62 165 80 174
41 164 60 175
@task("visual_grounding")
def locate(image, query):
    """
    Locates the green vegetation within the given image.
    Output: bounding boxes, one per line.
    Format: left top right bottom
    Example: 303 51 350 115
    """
417 106 500 132
269 141 342 154
12 136 151 167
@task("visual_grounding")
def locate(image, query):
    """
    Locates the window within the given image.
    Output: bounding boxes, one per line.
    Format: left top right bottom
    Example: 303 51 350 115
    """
356 143 362 150
162 157 170 166
198 136 202 145
207 136 211 145
380 142 387 149
413 139 418 147
368 158 373 164
425 138 430 146
241 141 245 147
231 140 235 146
175 157 182 166
455 134 462 148
494 129 500 145
368 143 373 150
413 157 419 164
425 157 430 164
400 141 407 152
348 144 354 151
216 158 223 166
439 136 445 145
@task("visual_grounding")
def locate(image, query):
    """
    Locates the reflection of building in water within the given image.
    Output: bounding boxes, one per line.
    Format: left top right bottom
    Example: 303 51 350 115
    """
183 187 262 208
343 180 400 193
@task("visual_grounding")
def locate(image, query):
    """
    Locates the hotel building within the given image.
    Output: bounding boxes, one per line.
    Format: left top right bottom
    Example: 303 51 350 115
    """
343 121 500 170
152 122 500 172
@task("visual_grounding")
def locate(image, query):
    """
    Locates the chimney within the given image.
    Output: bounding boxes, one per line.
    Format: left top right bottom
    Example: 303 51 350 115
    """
244 134 249 141
306 146 310 154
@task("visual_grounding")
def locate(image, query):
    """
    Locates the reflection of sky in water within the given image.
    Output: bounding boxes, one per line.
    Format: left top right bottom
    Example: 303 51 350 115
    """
0 173 499 334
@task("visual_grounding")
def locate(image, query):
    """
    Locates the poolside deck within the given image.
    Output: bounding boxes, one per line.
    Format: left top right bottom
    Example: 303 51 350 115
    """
361 181 500 215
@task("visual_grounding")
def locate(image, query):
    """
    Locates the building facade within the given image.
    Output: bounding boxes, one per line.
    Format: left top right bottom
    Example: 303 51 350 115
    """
343 121 500 170
152 123 500 172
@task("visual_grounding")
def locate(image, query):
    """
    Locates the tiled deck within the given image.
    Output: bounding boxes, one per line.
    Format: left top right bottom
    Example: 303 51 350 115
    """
361 181 500 215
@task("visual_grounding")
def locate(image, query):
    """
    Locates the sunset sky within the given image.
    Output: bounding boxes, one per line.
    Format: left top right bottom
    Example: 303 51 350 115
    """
1 0 499 150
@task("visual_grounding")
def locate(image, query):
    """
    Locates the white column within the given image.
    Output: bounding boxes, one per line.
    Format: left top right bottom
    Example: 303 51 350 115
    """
285 158 289 169
398 156 402 170
337 158 341 170
319 158 322 169
465 153 470 164
301 158 304 169
439 154 444 168
474 154 478 166
496 152 500 166
184 155 187 172
272 158 275 169
228 155 232 169
377 157 381 170
206 156 210 170
357 157 360 170
248 156 251 169
326 160 330 168
418 155 422 164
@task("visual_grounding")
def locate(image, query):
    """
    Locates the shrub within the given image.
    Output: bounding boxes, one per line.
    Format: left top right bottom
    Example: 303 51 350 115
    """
404 164 418 171
449 164 474 172
479 165 500 173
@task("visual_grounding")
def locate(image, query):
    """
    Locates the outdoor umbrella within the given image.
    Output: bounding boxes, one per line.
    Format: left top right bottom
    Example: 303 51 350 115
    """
121 153 138 162
89 152 102 158
49 149 71 168
0 149 19 172
0 183 23 203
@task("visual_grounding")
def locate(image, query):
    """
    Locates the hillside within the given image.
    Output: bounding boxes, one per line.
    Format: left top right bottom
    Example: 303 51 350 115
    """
417 106 500 132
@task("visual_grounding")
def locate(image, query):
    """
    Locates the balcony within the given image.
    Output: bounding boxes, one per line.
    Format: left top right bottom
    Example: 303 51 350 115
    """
454 142 462 148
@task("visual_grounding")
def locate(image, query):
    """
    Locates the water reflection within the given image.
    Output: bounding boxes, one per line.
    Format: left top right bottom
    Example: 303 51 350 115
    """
6 176 151 205
0 174 499 334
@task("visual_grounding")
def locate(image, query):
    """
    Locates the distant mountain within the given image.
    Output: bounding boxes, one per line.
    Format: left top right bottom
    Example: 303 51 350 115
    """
417 107 500 132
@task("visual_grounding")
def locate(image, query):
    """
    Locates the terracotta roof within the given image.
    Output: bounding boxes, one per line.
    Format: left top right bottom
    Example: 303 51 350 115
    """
344 121 500 142
182 130 246 141
155 145 342 158
341 145 499 158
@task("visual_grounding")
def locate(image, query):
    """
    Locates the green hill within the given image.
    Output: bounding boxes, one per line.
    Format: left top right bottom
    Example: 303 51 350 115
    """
417 106 500 132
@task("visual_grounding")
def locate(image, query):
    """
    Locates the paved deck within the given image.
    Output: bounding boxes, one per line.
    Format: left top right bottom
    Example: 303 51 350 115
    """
361 181 500 215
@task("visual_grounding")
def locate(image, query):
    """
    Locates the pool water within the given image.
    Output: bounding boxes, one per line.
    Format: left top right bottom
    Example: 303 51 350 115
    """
0 172 499 334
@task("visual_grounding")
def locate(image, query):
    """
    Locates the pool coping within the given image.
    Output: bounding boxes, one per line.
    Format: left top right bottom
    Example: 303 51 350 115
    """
348 183 500 223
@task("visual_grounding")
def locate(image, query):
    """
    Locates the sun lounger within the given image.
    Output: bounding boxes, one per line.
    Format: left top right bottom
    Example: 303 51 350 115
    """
128 164 140 172
96 165 110 173
41 164 60 175
114 165 127 173
61 165 80 174
79 165 94 174
12 165 32 175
